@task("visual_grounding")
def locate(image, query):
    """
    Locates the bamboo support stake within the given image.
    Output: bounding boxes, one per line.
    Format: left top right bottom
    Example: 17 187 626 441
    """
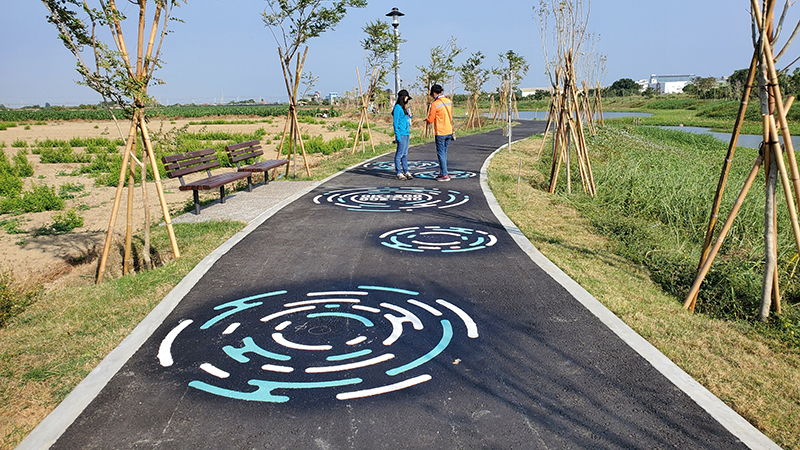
351 67 367 153
537 97 555 157
292 49 311 176
755 0 800 221
684 155 765 311
275 112 291 160
123 130 137 275
596 81 604 127
138 113 179 259
140 133 152 270
695 53 758 277
97 119 137 283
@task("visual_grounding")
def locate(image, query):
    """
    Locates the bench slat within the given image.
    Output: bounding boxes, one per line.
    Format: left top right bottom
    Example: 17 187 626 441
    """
163 154 218 172
166 160 220 179
230 149 264 164
178 171 250 191
236 159 289 173
161 148 215 164
225 140 261 152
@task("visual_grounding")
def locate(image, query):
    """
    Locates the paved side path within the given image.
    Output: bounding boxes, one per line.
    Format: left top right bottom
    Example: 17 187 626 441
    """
20 122 778 449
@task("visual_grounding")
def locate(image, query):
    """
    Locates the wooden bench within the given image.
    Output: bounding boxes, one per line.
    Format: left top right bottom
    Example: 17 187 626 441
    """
225 140 289 185
162 148 252 215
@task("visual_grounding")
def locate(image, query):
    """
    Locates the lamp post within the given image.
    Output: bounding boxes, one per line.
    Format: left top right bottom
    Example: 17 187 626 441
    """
386 7 404 96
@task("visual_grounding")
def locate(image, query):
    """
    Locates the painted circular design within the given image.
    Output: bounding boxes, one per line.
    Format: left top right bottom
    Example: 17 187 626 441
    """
380 226 498 253
410 170 476 180
363 160 440 171
158 286 478 403
313 187 469 211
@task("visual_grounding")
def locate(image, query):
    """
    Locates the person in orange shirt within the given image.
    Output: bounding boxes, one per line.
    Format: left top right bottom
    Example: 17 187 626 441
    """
426 84 454 181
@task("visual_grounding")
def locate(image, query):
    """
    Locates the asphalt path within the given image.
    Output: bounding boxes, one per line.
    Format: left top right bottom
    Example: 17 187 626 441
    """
19 121 778 449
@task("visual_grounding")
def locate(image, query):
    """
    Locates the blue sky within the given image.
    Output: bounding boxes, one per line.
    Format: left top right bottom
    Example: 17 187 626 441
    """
0 1 788 107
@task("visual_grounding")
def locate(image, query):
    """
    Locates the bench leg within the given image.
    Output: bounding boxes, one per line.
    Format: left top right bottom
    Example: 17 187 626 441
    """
193 190 200 215
247 175 253 192
220 186 226 204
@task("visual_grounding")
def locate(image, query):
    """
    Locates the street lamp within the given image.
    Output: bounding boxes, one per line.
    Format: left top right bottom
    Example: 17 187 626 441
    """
386 7 404 96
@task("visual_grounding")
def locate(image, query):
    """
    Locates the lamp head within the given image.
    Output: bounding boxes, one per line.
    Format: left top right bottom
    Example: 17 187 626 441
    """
386 7 404 27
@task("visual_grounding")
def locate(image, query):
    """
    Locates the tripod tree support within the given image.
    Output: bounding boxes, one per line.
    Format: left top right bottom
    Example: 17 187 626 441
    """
686 0 800 320
351 66 379 154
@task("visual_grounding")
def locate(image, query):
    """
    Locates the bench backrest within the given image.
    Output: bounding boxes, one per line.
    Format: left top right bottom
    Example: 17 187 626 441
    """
161 148 220 182
225 140 263 168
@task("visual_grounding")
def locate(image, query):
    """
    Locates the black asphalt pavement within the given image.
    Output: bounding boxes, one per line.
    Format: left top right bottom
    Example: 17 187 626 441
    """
21 122 777 449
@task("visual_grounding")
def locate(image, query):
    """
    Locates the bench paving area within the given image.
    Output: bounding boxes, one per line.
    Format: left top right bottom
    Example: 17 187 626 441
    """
20 122 778 449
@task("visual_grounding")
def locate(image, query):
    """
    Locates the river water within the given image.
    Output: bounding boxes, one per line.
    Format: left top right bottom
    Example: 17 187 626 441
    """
515 111 652 120
514 110 800 149
658 125 800 150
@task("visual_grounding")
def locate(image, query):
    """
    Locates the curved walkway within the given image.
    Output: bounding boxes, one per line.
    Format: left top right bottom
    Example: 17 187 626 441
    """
19 122 778 449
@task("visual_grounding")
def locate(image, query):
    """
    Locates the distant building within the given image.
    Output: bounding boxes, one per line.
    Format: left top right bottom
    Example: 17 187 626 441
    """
327 92 339 103
517 88 551 98
646 74 695 94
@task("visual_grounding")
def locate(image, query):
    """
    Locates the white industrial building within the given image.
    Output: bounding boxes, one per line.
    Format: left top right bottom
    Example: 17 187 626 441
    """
639 74 696 94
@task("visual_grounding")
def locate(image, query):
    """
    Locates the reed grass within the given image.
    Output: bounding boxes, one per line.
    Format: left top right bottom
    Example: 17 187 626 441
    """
489 133 800 449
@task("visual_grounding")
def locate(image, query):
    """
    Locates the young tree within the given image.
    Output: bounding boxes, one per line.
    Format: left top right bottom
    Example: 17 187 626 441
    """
42 0 184 282
416 37 463 137
494 50 529 120
458 51 490 129
263 0 366 176
361 19 402 91
415 37 463 91
535 0 596 196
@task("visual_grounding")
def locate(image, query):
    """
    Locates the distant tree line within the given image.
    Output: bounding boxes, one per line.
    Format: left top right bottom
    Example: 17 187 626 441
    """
603 67 800 100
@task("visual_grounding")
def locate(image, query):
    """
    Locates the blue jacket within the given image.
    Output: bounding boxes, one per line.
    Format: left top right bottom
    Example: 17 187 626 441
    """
392 103 411 137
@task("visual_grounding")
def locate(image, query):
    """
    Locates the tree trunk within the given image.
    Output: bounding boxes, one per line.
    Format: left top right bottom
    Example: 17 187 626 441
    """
761 146 777 320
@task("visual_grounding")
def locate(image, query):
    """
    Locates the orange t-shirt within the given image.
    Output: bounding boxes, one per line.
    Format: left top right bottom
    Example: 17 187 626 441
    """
426 95 453 136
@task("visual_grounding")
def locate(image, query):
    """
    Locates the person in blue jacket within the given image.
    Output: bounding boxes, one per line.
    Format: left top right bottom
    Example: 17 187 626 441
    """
392 89 413 180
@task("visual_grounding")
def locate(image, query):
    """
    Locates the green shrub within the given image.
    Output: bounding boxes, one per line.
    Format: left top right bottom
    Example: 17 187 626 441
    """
11 139 27 148
39 145 76 163
0 183 64 214
0 172 23 198
280 135 349 156
0 122 17 131
34 209 84 235
58 182 85 199
12 149 34 177
0 218 26 234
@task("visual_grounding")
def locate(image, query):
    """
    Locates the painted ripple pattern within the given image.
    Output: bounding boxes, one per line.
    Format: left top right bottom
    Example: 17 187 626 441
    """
313 187 469 211
363 160 440 171
411 170 476 180
380 226 498 253
158 286 479 403
361 160 476 180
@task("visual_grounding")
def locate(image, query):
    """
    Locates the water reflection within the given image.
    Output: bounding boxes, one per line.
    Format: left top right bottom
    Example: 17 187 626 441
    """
658 126 800 150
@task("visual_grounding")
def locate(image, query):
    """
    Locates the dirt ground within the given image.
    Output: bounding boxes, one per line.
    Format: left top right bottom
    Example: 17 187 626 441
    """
0 114 392 286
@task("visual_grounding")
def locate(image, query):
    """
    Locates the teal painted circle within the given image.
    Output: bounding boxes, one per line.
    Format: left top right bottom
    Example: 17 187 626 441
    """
158 286 479 403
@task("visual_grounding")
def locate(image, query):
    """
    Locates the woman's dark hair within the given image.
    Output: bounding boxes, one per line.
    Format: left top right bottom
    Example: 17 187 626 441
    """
430 84 444 96
394 89 411 115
